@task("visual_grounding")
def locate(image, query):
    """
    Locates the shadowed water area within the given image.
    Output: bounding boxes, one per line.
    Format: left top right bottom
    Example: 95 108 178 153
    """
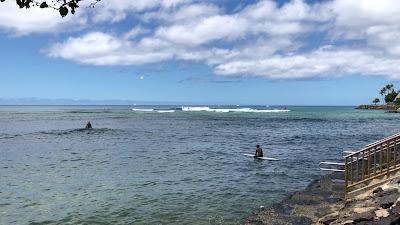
1 106 399 225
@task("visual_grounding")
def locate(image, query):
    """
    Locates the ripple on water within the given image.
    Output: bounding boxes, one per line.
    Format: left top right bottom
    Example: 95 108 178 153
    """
1 106 400 225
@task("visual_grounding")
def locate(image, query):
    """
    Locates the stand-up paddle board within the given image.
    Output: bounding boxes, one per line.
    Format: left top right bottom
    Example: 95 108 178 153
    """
243 153 279 161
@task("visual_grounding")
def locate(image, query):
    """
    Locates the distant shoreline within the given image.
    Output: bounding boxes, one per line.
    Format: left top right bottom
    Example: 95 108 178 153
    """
356 104 399 110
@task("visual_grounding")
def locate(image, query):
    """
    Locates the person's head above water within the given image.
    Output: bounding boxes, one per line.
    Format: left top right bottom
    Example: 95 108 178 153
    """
256 145 260 148
85 121 92 129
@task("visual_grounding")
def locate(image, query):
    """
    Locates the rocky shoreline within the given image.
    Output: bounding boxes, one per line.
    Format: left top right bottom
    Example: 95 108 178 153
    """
240 172 400 225
355 104 399 110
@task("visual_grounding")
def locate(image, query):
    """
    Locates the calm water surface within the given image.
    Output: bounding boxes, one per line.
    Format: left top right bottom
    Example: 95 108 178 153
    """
1 106 399 225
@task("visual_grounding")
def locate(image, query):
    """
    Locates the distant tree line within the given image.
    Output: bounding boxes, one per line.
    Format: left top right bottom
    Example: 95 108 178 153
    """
372 83 400 105
0 0 101 17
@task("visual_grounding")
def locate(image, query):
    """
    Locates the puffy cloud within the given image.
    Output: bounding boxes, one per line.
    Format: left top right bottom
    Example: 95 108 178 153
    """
142 3 220 22
215 47 400 79
45 0 400 80
0 0 86 35
90 0 192 22
155 15 248 46
48 32 174 65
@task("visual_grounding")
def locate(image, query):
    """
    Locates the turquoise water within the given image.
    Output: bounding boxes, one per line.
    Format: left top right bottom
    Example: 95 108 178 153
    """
0 106 399 225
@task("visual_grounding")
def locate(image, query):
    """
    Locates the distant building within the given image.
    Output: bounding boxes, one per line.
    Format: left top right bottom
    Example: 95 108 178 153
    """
395 93 400 104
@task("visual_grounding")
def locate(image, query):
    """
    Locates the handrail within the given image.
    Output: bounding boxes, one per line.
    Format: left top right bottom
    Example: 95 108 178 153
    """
346 133 400 157
319 162 345 172
365 133 400 147
344 132 400 197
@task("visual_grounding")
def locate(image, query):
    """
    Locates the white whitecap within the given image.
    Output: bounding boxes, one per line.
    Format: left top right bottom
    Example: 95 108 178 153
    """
157 110 175 113
131 108 154 112
181 106 290 113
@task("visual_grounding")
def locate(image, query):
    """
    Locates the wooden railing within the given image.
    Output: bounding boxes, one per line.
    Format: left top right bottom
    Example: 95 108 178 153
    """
344 133 400 197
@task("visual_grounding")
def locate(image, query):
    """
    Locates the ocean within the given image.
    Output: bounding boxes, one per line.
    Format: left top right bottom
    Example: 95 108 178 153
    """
1 106 399 225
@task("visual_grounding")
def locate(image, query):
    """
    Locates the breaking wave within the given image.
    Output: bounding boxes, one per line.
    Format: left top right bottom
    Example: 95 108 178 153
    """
131 108 155 112
157 110 175 113
181 106 290 113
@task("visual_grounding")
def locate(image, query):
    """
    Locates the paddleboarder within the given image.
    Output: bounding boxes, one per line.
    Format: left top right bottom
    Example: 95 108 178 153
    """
255 145 263 157
85 121 92 129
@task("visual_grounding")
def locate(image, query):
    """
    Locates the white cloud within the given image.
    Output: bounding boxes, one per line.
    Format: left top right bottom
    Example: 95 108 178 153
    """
90 0 192 22
0 0 86 35
44 0 400 80
214 47 400 79
155 15 248 46
142 3 220 22
48 31 175 65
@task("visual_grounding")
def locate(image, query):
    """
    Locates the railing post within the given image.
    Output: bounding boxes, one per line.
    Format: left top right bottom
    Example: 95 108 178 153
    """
380 144 383 173
361 151 365 180
393 138 397 168
350 155 353 184
373 147 376 175
345 156 348 197
341 133 400 197
387 141 390 178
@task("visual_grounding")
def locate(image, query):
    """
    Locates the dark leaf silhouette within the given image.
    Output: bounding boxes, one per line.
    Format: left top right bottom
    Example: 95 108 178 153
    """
39 1 47 8
59 5 68 17
0 0 101 17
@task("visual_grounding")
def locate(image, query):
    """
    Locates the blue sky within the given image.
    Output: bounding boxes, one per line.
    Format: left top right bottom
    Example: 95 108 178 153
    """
0 0 399 105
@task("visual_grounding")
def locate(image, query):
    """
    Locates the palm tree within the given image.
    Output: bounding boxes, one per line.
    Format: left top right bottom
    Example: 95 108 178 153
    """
386 84 394 94
380 87 387 102
372 98 380 105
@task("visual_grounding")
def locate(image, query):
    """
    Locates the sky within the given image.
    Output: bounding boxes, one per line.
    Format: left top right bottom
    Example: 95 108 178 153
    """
0 0 400 105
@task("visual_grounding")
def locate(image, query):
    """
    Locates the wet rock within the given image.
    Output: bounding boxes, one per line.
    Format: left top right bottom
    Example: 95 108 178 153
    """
239 173 345 225
392 203 400 214
376 188 398 198
380 201 394 209
271 203 293 215
372 213 400 225
373 187 384 195
374 189 398 211
244 219 264 225
290 216 312 225
288 192 322 205
351 211 374 223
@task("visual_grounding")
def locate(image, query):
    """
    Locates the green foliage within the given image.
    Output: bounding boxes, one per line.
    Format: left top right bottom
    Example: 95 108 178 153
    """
372 98 380 105
379 83 398 104
395 98 400 105
385 91 398 103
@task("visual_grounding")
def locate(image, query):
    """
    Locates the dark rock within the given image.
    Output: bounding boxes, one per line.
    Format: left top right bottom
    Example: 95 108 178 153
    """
291 216 312 225
270 202 294 215
381 201 395 209
288 192 321 206
375 191 397 210
376 188 398 198
392 203 400 214
373 187 384 194
372 212 400 225
240 173 343 225
356 104 398 110
351 211 374 223
245 219 264 225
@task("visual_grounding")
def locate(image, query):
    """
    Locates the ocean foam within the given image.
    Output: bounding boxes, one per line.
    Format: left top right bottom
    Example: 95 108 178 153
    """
131 108 154 112
181 107 290 113
157 110 175 113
